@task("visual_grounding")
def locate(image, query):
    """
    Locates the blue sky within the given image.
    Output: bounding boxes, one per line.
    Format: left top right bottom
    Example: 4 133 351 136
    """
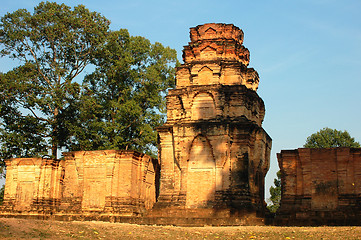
1 0 361 199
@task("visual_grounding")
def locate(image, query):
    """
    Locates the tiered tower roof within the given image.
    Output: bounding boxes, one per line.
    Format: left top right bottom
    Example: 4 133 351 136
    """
177 23 259 91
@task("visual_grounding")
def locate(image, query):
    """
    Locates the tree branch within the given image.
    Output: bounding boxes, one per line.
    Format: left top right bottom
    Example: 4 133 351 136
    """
22 39 52 88
26 106 49 122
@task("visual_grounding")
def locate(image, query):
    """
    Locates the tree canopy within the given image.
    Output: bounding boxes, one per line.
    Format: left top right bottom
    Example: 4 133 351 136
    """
0 2 178 162
0 2 110 159
304 127 360 148
70 29 177 157
267 170 281 213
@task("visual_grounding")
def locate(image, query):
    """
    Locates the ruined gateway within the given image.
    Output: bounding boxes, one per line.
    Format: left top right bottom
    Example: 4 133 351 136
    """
0 23 272 225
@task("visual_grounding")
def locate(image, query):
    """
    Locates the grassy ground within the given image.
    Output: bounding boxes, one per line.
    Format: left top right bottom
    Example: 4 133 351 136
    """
1 217 361 239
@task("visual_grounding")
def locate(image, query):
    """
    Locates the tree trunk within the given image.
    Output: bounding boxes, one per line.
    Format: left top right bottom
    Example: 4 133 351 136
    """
52 107 59 159
52 141 57 160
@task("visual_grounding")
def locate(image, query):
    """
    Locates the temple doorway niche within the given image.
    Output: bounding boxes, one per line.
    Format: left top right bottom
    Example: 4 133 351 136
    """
15 182 34 211
186 135 216 208
200 46 217 60
197 66 213 85
191 92 216 120
82 167 107 211
15 160 36 211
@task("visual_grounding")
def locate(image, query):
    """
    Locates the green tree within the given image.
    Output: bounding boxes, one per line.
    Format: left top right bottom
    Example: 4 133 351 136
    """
304 127 360 148
0 184 4 205
267 170 281 213
0 2 110 159
70 29 178 157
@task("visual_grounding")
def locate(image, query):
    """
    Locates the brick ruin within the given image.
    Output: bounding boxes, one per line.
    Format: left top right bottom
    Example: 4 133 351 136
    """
1 150 159 218
0 23 272 225
150 23 272 224
2 22 360 227
276 148 361 225
2 157 63 213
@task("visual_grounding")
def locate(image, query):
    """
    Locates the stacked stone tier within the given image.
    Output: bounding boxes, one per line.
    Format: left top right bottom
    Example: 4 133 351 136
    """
166 84 265 127
176 61 259 90
179 23 259 91
182 40 250 66
155 118 271 213
184 23 249 64
189 23 244 43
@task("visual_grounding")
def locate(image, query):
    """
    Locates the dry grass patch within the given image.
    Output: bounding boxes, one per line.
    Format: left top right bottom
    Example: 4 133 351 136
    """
1 218 361 239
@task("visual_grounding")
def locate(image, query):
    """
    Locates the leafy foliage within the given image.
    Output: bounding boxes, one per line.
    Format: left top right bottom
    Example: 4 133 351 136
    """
267 170 281 213
304 127 360 148
0 2 110 159
70 30 178 157
0 2 178 161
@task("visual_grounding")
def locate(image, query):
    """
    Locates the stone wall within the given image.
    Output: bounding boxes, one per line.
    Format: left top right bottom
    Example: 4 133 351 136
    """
60 150 159 216
1 150 159 217
276 148 361 225
151 23 271 223
2 157 63 213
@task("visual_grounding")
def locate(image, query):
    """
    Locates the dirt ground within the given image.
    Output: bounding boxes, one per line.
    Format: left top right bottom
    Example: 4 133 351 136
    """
1 218 361 239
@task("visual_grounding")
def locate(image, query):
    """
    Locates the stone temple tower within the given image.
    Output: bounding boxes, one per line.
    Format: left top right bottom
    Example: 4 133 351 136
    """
153 23 271 223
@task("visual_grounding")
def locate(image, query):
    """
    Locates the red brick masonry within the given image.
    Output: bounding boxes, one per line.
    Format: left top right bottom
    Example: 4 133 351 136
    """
151 23 271 224
276 148 361 225
1 150 159 217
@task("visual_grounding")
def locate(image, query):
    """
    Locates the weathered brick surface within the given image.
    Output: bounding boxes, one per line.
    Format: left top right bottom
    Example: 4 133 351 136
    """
151 23 271 223
276 148 361 225
1 150 159 217
1 157 63 213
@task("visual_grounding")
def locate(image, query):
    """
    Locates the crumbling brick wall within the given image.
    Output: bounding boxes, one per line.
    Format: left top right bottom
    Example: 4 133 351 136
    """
1 150 159 217
1 157 63 213
60 150 159 215
276 148 361 225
